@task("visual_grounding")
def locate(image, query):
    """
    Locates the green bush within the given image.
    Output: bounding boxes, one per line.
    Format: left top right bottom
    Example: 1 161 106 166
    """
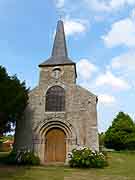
21 151 40 165
104 112 135 151
5 150 40 165
6 150 17 164
69 147 108 168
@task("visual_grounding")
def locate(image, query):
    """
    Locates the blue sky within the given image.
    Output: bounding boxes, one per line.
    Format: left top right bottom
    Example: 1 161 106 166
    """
0 0 135 132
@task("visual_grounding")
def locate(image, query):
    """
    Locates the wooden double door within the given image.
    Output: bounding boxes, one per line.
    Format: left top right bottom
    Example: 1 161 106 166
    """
45 128 66 163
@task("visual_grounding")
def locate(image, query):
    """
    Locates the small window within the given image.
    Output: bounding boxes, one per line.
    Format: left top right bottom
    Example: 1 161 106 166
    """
45 86 65 112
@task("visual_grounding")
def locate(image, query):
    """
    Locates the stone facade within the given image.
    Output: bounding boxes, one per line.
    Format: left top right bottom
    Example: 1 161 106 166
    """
14 20 99 164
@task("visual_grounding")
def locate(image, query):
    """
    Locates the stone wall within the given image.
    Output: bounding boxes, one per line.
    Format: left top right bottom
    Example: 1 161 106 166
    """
39 65 76 87
14 64 99 163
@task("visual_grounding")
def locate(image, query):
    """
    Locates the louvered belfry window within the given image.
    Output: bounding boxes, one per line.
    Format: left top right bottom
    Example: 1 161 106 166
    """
45 86 65 112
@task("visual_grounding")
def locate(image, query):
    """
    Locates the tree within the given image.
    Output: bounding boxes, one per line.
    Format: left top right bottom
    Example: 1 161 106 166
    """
104 112 135 150
99 132 105 150
0 66 29 136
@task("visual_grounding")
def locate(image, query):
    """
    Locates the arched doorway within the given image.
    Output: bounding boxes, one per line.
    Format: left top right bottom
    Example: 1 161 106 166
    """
45 128 66 163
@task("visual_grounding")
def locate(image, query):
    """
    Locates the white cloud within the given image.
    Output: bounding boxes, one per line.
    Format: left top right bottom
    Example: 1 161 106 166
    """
109 51 135 89
53 18 88 38
129 112 135 121
111 51 135 71
102 13 135 47
85 0 109 12
99 94 116 105
131 8 135 18
64 19 87 36
54 0 65 8
77 59 98 80
55 0 135 12
109 0 135 9
95 71 130 90
85 0 135 12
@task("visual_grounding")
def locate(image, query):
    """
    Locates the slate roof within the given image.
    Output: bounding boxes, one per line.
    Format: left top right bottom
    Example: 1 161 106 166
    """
39 20 76 67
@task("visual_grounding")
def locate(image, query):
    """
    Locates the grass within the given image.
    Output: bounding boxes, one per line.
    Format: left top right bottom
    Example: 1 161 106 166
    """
0 151 135 180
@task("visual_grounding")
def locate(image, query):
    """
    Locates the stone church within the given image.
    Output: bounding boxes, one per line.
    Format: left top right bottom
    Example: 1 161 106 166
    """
14 20 99 164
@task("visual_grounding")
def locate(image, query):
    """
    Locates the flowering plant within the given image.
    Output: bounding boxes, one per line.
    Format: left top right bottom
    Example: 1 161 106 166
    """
6 150 40 165
69 147 108 168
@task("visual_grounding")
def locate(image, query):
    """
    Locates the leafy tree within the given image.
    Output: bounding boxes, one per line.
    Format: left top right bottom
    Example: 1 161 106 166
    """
0 66 29 136
104 112 135 150
99 133 105 150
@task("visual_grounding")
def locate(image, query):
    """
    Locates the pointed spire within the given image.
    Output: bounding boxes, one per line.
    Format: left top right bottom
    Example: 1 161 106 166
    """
39 20 76 67
52 20 68 57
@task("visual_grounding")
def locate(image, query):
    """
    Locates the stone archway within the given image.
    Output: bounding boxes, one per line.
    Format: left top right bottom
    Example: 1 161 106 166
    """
33 119 77 164
45 128 66 163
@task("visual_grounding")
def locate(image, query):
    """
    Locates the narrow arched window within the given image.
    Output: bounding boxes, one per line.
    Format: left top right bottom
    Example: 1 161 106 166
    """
45 86 65 112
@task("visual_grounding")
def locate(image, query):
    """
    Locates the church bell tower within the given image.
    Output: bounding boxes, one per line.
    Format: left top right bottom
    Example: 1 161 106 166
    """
38 20 77 86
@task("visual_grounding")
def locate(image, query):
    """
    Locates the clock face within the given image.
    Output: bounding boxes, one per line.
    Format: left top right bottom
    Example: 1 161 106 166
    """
52 68 61 79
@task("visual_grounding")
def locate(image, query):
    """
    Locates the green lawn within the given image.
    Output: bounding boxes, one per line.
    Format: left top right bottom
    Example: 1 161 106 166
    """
0 152 135 180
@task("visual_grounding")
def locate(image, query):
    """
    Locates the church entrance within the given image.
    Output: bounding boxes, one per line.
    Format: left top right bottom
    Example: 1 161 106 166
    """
45 128 66 163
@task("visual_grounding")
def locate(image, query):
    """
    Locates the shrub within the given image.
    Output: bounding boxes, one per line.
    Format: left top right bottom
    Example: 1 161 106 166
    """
104 112 135 151
21 151 40 165
69 147 108 168
5 150 40 165
6 150 17 164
